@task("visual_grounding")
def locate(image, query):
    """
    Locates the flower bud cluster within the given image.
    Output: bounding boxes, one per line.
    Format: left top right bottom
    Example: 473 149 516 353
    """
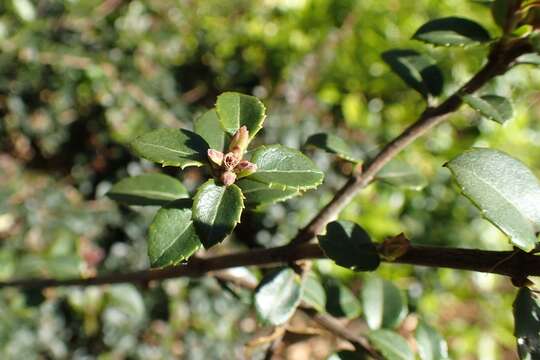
207 126 257 186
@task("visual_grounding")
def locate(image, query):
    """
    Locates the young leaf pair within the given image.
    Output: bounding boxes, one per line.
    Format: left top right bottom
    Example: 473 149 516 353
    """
107 92 324 267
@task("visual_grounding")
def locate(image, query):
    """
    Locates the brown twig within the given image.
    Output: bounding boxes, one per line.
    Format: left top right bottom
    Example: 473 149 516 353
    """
290 37 533 245
2 242 540 289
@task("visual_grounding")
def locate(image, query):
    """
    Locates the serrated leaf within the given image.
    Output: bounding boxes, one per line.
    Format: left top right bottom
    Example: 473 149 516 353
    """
446 148 540 251
216 92 266 140
148 202 201 267
462 94 513 124
236 178 300 209
302 272 327 313
367 330 414 360
413 17 491 46
318 221 380 272
382 49 444 98
194 109 226 151
416 320 449 360
324 280 362 319
192 179 244 249
376 159 427 190
107 173 188 206
304 133 362 162
245 145 324 190
514 287 540 360
254 268 303 325
131 128 209 168
362 276 407 330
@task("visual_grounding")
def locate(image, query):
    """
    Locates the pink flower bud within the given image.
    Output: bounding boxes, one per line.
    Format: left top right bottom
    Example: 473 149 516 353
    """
235 160 257 178
223 152 240 170
229 126 250 157
221 171 237 186
207 149 224 167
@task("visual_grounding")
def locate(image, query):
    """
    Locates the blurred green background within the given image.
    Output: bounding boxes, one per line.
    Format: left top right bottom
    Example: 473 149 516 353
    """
1 0 540 359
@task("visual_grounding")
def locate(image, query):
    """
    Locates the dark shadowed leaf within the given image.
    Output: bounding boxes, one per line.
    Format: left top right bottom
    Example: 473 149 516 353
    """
194 109 227 151
304 133 362 162
413 17 490 46
302 272 327 313
148 201 201 267
367 330 414 360
192 179 244 249
376 159 427 190
236 178 300 209
246 145 324 190
362 276 407 330
324 280 362 319
255 268 303 325
382 49 443 98
327 350 368 360
318 221 380 272
216 92 266 140
131 128 209 168
462 94 513 124
107 173 188 206
416 320 449 360
513 287 540 360
446 148 540 251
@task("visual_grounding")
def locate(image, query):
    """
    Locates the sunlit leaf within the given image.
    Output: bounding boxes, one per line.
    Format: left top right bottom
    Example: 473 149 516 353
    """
362 276 407 330
148 202 201 267
107 173 188 206
416 320 449 360
462 94 513 124
446 148 540 251
255 268 303 325
192 179 244 249
367 329 414 360
194 109 227 151
131 128 209 168
413 17 491 46
246 145 324 190
216 92 266 140
236 178 300 209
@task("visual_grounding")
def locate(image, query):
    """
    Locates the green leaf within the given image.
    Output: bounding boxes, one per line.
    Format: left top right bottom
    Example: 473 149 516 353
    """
362 276 407 330
531 31 540 54
245 145 324 190
446 148 540 251
318 221 380 272
148 202 201 267
236 178 300 209
304 133 362 162
514 287 540 360
131 128 209 168
325 280 362 319
216 92 266 140
192 179 244 249
107 173 188 206
382 49 444 98
517 53 540 66
194 109 226 151
416 320 449 360
376 159 427 190
367 329 414 360
462 94 514 124
413 17 491 46
254 268 303 325
302 272 327 313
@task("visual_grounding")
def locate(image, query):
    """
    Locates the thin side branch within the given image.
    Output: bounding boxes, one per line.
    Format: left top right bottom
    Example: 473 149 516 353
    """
2 242 540 289
291 38 533 245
